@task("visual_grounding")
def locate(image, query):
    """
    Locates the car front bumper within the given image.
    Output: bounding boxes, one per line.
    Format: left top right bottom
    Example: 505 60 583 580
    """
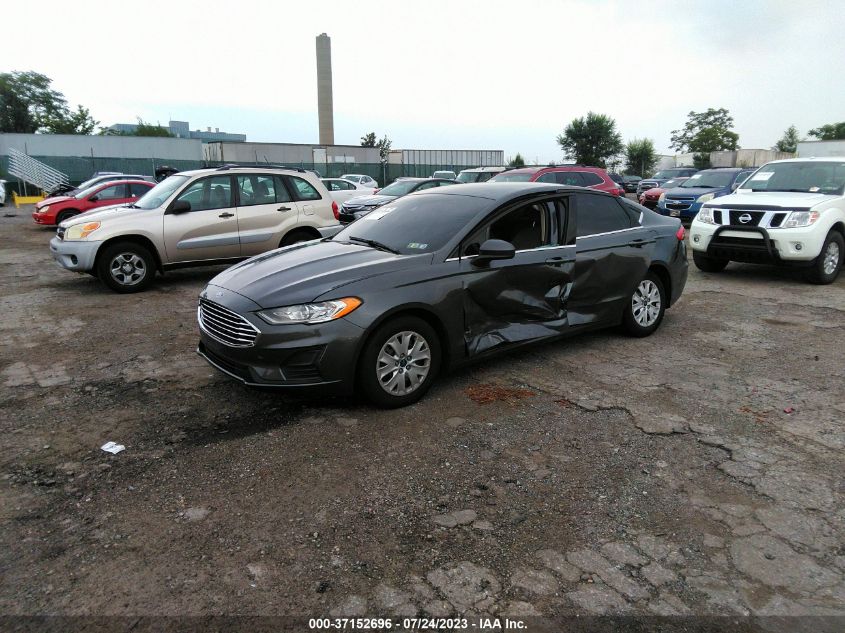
196 285 365 394
50 236 101 272
689 222 824 263
33 210 57 225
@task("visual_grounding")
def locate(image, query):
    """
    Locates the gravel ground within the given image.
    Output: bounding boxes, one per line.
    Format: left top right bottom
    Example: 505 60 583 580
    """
1 205 844 624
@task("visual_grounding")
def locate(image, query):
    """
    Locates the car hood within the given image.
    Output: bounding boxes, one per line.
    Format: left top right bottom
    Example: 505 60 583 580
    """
666 187 727 198
60 205 155 227
342 194 396 207
37 195 75 208
704 191 836 209
207 239 426 308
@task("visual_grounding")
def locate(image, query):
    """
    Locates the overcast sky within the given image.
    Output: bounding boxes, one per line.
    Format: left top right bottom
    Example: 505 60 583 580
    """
4 0 843 163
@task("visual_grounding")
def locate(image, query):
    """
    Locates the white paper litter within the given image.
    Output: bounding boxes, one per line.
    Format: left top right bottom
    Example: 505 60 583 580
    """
101 441 125 454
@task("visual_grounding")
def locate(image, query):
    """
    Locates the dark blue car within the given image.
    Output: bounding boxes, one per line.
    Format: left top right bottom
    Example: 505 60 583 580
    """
657 167 757 220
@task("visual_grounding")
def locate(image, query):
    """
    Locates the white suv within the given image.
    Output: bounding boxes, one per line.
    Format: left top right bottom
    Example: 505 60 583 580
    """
689 157 845 284
50 166 339 293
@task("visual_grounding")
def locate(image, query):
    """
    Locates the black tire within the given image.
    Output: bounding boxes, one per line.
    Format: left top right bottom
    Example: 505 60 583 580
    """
280 229 318 247
96 241 156 293
693 250 729 273
622 271 667 337
805 231 843 285
358 316 441 408
55 210 79 225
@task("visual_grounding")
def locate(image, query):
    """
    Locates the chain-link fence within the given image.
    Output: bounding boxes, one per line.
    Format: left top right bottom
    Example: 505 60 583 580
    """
0 154 483 195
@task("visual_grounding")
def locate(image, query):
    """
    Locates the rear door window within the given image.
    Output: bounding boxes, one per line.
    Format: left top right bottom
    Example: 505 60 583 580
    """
579 172 604 186
555 172 585 186
576 193 635 237
237 175 278 206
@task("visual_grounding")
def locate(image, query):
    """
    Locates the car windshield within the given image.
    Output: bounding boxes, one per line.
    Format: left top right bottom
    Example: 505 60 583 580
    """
739 161 845 194
653 170 687 180
662 178 686 189
679 171 735 188
332 193 487 255
342 175 361 182
623 176 641 182
133 175 190 209
378 180 421 196
76 177 102 191
491 172 533 182
457 172 480 183
74 185 102 199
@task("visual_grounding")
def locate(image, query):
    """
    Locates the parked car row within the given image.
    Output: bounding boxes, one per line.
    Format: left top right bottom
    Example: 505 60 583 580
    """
34 156 844 407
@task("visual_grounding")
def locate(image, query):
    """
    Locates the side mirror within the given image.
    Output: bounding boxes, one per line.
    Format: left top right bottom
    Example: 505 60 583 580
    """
473 239 515 266
169 200 191 214
89 195 99 202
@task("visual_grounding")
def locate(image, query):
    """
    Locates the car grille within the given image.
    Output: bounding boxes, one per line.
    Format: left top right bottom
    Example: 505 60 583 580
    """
197 299 259 347
665 196 695 211
711 209 789 228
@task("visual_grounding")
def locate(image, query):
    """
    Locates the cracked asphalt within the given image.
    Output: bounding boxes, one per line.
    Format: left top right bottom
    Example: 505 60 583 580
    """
1 206 844 624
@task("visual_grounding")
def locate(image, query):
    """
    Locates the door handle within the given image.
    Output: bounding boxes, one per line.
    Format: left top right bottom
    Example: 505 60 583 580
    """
218 212 235 218
545 256 566 264
277 206 292 212
628 239 646 247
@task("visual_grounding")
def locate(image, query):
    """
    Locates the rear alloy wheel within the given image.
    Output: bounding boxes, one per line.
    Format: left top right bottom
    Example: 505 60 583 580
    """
358 316 441 408
96 241 156 293
622 272 667 337
692 250 729 273
55 210 79 225
806 231 843 285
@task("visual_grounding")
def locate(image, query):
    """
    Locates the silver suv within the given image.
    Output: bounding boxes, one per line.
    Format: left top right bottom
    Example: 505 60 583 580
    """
50 166 339 293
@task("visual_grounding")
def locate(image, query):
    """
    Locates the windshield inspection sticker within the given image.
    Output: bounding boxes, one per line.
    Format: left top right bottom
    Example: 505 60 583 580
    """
407 242 429 249
751 171 774 181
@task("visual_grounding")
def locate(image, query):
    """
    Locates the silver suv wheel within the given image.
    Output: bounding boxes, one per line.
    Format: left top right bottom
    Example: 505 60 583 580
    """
376 330 431 396
109 252 147 286
823 241 840 276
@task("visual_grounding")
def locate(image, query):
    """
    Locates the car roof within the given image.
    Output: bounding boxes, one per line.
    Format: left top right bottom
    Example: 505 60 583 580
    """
408 181 586 202
764 156 845 164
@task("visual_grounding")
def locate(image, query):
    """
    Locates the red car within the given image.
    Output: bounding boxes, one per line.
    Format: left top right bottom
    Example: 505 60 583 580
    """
32 179 155 226
638 177 689 210
490 165 624 196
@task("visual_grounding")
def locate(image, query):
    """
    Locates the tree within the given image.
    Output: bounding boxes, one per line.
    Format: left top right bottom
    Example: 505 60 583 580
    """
773 125 800 153
624 138 657 177
0 71 97 134
807 122 845 141
360 132 377 147
376 135 392 162
556 112 623 168
508 153 525 168
670 108 739 169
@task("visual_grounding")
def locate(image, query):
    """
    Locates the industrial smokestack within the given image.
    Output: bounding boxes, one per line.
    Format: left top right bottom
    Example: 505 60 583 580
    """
315 33 335 145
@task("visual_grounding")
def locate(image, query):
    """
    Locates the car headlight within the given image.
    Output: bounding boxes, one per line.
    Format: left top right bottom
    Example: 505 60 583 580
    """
696 193 715 203
697 207 716 224
64 221 101 240
40 205 51 214
257 297 362 325
658 193 666 203
782 211 820 228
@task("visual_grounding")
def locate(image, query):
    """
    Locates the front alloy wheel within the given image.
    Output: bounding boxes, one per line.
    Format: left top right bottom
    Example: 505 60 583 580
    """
806 231 843 284
376 331 432 396
359 316 441 408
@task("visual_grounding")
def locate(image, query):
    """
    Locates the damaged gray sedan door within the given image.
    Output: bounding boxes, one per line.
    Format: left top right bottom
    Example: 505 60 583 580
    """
456 196 576 356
